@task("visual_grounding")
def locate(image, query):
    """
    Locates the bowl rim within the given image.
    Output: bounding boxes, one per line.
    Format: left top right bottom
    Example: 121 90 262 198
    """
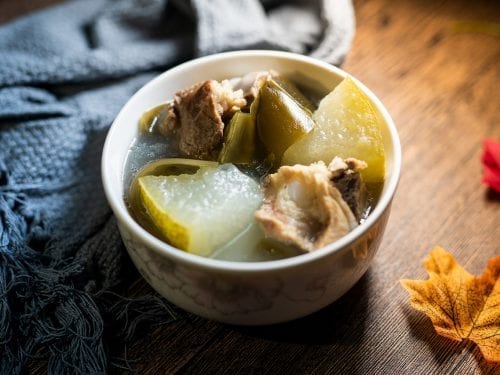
101 50 401 273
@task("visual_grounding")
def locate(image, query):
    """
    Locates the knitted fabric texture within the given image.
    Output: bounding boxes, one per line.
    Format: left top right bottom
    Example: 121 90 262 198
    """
0 0 354 372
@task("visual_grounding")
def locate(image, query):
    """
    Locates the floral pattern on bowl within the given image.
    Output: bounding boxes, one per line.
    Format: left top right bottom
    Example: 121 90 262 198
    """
117 206 389 324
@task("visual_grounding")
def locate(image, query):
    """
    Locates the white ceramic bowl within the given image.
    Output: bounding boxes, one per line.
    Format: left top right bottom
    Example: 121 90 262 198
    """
101 50 401 325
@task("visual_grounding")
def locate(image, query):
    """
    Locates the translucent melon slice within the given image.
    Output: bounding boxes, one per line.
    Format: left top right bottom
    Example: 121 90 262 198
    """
138 164 262 256
282 77 386 185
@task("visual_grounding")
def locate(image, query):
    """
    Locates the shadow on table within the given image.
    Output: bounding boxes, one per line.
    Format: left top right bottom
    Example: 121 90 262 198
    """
485 188 500 203
403 305 500 374
403 305 462 363
235 270 371 345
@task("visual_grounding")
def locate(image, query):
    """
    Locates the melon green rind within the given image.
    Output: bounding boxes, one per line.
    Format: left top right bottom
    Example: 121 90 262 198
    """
138 165 262 256
139 177 190 250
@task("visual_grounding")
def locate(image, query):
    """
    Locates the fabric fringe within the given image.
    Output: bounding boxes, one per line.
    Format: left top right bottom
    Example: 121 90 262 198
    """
0 193 180 374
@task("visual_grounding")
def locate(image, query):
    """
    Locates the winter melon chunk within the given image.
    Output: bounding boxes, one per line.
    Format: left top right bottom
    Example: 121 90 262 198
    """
282 77 385 185
138 164 262 256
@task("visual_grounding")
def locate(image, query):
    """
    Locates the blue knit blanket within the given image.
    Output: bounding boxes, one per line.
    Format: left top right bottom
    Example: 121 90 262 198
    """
0 0 354 372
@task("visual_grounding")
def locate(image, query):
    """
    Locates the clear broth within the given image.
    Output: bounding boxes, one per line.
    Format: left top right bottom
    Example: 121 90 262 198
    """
123 80 381 262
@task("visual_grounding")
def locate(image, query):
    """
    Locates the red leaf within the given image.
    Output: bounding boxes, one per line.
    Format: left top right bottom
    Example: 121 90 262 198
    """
481 139 500 192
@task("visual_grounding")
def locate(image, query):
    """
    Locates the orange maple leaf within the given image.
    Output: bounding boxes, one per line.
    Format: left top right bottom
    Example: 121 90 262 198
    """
401 246 500 363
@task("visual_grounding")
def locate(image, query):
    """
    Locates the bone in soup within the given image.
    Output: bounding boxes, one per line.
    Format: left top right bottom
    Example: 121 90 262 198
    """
124 71 385 262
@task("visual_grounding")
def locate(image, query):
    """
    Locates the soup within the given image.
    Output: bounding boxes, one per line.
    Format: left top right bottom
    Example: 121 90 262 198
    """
124 71 385 261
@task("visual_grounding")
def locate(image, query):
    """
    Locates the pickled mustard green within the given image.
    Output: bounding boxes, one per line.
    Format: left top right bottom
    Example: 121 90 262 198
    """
272 75 315 112
255 79 315 161
218 112 257 164
139 102 172 134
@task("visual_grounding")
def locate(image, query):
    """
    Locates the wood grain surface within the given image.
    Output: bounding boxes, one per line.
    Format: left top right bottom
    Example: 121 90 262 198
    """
1 0 499 374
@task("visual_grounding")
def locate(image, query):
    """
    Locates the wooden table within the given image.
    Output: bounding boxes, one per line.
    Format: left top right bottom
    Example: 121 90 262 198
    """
2 0 499 373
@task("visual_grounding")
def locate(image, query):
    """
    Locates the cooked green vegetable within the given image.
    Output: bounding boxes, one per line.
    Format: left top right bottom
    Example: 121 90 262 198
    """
272 75 315 112
139 102 172 134
218 112 257 164
255 79 315 162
